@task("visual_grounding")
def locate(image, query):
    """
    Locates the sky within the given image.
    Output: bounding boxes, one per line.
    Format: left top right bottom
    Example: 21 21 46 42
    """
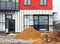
53 0 60 20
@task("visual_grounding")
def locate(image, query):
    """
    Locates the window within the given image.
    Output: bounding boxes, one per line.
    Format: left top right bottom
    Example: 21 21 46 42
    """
24 0 30 5
33 15 49 31
24 15 33 29
39 16 48 25
24 15 49 31
5 14 12 28
40 0 47 5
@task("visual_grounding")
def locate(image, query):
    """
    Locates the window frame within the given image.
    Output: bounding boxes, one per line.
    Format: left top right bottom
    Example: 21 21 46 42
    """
24 0 31 6
40 0 47 6
24 15 49 31
5 14 12 28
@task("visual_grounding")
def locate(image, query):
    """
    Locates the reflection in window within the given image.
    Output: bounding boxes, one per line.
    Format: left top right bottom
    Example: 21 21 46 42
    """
39 16 48 25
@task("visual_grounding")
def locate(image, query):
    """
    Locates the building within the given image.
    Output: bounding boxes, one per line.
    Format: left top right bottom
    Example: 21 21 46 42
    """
0 0 53 33
0 0 19 33
20 0 53 32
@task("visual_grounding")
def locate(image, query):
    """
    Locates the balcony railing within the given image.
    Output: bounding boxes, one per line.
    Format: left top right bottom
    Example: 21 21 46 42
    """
0 1 19 11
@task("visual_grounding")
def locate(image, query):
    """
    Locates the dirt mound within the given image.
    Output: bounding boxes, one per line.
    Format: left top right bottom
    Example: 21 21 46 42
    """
48 31 60 42
15 28 42 40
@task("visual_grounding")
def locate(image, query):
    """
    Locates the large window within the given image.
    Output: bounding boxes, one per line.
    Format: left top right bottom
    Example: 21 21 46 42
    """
24 15 49 31
24 0 31 5
33 15 49 31
40 0 47 5
24 15 33 29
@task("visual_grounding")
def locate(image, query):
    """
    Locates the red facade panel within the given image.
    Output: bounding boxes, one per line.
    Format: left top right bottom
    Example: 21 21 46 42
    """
20 0 52 10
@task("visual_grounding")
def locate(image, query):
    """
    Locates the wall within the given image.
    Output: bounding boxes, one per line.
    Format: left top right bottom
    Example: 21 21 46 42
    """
20 0 52 10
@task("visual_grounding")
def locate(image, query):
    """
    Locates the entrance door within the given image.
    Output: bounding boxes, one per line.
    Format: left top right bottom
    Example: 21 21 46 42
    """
8 19 15 33
5 14 15 33
33 15 49 32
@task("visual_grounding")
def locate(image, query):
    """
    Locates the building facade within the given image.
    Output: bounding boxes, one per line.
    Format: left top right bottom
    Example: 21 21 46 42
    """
20 0 53 32
0 0 53 33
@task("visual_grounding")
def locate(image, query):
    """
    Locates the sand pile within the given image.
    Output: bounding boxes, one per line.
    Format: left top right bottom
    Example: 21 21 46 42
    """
15 28 42 40
48 31 60 42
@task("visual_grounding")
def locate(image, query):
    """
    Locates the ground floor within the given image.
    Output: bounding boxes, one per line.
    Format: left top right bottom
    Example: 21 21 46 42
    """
0 10 53 33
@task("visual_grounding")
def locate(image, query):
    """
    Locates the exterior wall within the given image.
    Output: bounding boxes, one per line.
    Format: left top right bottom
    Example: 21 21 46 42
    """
0 10 53 32
19 10 53 32
49 16 53 32
0 12 5 32
20 0 52 10
49 26 53 32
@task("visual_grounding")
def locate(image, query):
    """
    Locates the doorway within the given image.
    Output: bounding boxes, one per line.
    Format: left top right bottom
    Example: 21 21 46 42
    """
5 14 15 33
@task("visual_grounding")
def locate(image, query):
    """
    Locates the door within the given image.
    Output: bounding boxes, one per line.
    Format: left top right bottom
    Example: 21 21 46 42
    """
8 19 15 33
5 14 15 33
33 15 49 31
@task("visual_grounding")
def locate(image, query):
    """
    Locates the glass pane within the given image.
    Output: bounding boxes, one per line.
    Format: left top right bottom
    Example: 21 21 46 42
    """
24 0 27 5
40 0 44 5
24 0 30 5
12 2 15 10
34 16 38 25
34 16 38 20
28 0 30 5
39 16 48 25
44 0 47 5
7 2 12 10
35 21 38 25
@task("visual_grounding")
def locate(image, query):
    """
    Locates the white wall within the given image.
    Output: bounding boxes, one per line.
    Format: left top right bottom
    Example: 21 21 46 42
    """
0 10 53 32
17 10 53 32
0 12 5 32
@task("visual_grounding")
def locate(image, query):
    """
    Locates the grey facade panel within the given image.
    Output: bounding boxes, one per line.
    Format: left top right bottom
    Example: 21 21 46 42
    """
0 2 6 10
0 2 19 10
6 2 12 10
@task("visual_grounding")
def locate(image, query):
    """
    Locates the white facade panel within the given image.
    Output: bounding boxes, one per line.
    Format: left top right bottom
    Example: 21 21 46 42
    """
49 16 53 25
0 12 5 32
22 10 52 15
17 10 53 32
49 26 53 32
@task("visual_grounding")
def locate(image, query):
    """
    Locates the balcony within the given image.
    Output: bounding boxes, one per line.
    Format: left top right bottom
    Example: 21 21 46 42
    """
0 1 19 11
